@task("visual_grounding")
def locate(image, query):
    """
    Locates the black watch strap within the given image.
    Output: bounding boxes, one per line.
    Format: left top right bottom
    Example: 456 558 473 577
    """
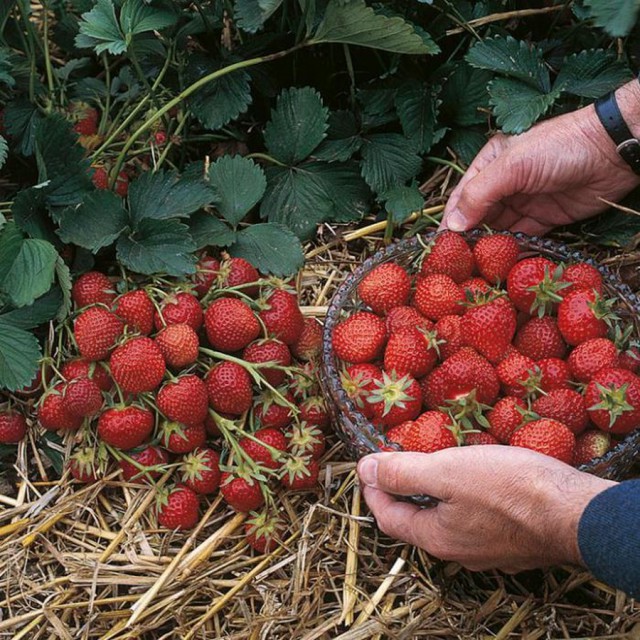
595 91 640 175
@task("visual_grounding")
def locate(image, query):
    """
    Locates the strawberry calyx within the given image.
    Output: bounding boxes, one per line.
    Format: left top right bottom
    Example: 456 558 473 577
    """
245 510 283 552
526 264 571 317
287 422 323 455
280 454 314 484
70 445 107 480
181 448 217 483
589 382 635 428
587 293 619 326
367 371 416 417
442 389 491 431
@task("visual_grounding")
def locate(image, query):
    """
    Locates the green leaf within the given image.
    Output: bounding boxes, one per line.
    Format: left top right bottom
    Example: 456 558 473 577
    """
11 186 58 243
75 0 125 55
188 213 237 249
439 63 492 127
395 83 437 154
128 170 215 225
358 87 399 129
229 223 304 275
38 431 65 476
0 288 63 330
0 222 24 284
382 185 424 223
116 218 197 276
235 0 284 33
0 48 15 88
207 155 266 226
0 213 5 232
466 36 550 92
555 49 632 99
0 135 7 171
312 0 434 54
4 99 44 156
58 191 129 251
360 134 422 193
585 0 640 37
119 1 178 35
264 87 329 165
448 128 487 166
0 319 42 392
312 110 363 162
2 239 58 308
55 257 73 321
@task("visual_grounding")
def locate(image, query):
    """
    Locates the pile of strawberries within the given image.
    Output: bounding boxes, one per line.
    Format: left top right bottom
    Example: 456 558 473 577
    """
0 255 328 551
334 231 640 465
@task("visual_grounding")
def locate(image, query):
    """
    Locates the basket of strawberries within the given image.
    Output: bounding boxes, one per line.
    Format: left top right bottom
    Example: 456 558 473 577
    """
321 229 640 482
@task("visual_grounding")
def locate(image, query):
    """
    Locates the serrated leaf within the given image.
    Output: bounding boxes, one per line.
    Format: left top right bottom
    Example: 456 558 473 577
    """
54 257 72 321
235 0 284 33
312 110 363 162
119 1 178 35
448 128 487 166
58 191 129 251
585 0 640 37
264 87 329 165
0 222 24 284
0 48 15 88
75 0 125 55
395 83 437 154
38 431 65 476
0 288 63 330
0 135 7 170
358 87 399 129
439 63 492 127
229 223 304 275
128 170 215 225
0 319 42 392
382 185 424 223
312 0 434 54
360 134 422 193
207 155 266 225
11 185 58 243
4 99 44 156
116 219 197 276
188 213 237 249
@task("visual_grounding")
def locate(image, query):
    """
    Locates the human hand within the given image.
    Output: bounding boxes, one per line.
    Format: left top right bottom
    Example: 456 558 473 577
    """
357 446 615 573
440 82 640 235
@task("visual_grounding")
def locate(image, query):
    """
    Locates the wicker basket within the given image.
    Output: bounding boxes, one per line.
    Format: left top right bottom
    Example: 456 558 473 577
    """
321 230 640 494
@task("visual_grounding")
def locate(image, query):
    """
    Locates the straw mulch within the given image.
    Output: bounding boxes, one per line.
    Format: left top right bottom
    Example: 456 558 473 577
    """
2 169 640 639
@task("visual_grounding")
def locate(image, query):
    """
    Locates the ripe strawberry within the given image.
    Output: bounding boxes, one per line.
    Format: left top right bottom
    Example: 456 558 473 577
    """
63 378 103 417
460 277 492 298
180 448 221 494
242 339 291 387
397 411 458 453
61 359 112 391
154 292 203 331
161 421 207 454
383 327 439 378
221 469 265 511
258 289 304 344
112 289 155 335
420 231 474 283
157 375 208 427
192 255 221 297
532 388 588 435
0 411 27 443
385 306 433 334
618 346 640 373
72 271 115 309
561 263 603 297
110 337 166 394
464 431 500 445
434 315 464 360
157 485 200 530
218 257 260 296
119 445 168 483
204 297 261 353
509 418 575 464
573 430 611 466
567 338 615 383
254 390 295 429
333 311 386 364
461 295 516 363
114 171 129 197
91 166 109 189
38 385 84 431
97 405 154 449
154 130 167 145
496 352 537 398
70 102 98 135
368 371 422 428
287 423 325 459
413 274 465 321
487 396 527 443
245 511 282 553
385 420 414 449
69 446 105 483
537 358 570 392
340 363 382 418
358 262 411 314
614 325 640 373
240 427 288 470
205 361 253 415
514 317 565 361
585 367 640 434
291 317 323 361
155 323 200 369
507 257 566 315
299 396 330 431
472 234 520 284
281 455 320 490
557 289 616 346
74 307 124 361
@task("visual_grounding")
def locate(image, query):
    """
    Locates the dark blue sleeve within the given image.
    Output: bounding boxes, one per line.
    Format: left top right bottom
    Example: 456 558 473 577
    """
577 480 640 598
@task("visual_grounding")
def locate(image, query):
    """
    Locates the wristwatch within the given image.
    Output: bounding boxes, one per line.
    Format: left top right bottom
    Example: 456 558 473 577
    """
594 90 640 175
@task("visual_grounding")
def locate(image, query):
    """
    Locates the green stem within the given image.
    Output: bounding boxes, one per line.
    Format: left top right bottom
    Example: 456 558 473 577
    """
342 43 356 107
426 156 465 175
98 53 112 136
129 46 168 128
245 152 288 167
154 110 189 171
42 2 56 103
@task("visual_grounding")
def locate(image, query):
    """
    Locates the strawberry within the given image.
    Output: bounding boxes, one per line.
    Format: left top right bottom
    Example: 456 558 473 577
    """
367 371 422 428
218 257 260 296
155 323 200 369
496 352 537 398
180 447 221 494
69 446 105 483
192 255 221 297
506 257 566 315
154 292 203 331
461 295 516 363
161 421 207 454
561 263 603 297
258 289 304 344
281 455 320 490
204 413 221 437
514 316 566 361
383 327 439 378
240 427 288 470
290 361 319 400
532 388 588 435
333 311 386 364
286 423 325 459
38 385 84 431
419 231 474 283
245 512 282 553
385 420 415 449
63 378 103 417
569 338 620 383
61 359 112 391
299 396 330 431
205 361 253 415
385 306 433 334
112 289 155 335
357 262 411 314
536 357 570 392
434 315 464 360
91 166 109 189
573 430 611 466
72 271 115 309
614 325 640 374
291 317 323 362
396 410 458 453
340 363 382 418
254 390 294 429
464 431 500 445
119 445 168 483
472 233 520 284
204 297 261 353
157 485 200 530
585 367 640 434
413 274 465 321
557 289 617 346
242 339 291 387
157 375 208 427
487 396 527 443
70 102 98 135
460 277 492 298
509 418 575 464
113 171 129 197
618 346 640 373
220 469 265 511
74 306 124 361
154 130 167 145
110 337 166 394
0 411 27 443
97 405 154 449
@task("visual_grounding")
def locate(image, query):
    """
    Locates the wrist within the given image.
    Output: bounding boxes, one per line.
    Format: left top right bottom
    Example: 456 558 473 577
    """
615 79 640 139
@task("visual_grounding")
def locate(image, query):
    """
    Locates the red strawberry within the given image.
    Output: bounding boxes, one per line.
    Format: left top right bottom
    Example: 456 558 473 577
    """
63 378 103 417
413 274 465 321
585 367 640 434
38 385 84 431
112 289 155 335
254 390 295 429
154 292 203 331
461 295 516 363
618 346 640 373
507 257 566 315
333 311 386 364
154 130 167 145
514 316 566 361
532 388 588 435
91 166 109 189
397 410 458 453
242 339 291 387
291 317 323 361
157 485 200 530
204 413 221 437
97 405 154 449
509 418 575 464
240 427 288 470
487 396 527 443
61 359 112 391
573 430 611 466
74 307 124 361
385 420 415 449
557 289 616 346
434 315 464 360
299 396 330 431
290 360 319 400
614 326 640 373
281 455 320 490
472 234 520 284
119 445 168 483
192 255 221 297
287 422 325 459
110 337 166 394
460 277 492 298
0 411 27 443
385 306 433 335
218 257 260 296
221 469 265 511
368 371 422 428
69 446 105 483
155 323 200 369
420 231 474 283
561 263 603 297
496 352 537 398
72 271 115 309
204 297 260 352
567 338 617 383
258 289 304 344
161 421 207 454
180 447 221 494
205 361 253 415
537 358 570 392
245 512 282 553
70 102 98 135
157 375 208 427
464 431 500 445
358 263 411 314
340 363 382 418
383 327 439 378
114 171 129 197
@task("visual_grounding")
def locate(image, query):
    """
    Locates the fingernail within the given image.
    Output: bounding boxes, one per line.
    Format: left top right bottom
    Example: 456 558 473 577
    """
358 457 378 487
446 209 467 232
